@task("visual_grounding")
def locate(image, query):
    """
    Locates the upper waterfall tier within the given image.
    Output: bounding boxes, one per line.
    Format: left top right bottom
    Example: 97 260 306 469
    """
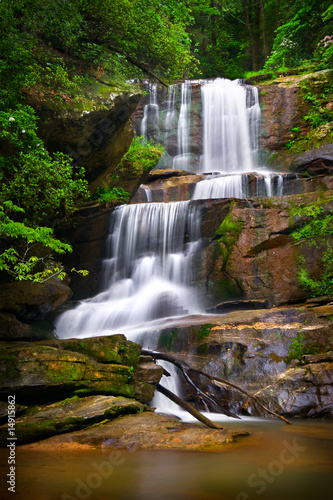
135 78 261 175
201 79 260 173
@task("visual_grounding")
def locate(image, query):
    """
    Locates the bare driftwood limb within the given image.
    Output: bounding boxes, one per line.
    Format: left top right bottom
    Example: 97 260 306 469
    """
143 349 238 417
146 350 239 418
192 368 292 425
155 383 223 430
143 349 292 425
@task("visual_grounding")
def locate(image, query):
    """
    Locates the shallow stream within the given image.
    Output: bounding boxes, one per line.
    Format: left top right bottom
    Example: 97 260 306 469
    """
1 418 332 500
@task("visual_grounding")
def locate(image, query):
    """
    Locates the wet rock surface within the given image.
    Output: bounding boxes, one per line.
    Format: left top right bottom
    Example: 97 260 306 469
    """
196 192 333 307
0 335 163 419
155 303 333 419
20 411 249 451
0 395 148 446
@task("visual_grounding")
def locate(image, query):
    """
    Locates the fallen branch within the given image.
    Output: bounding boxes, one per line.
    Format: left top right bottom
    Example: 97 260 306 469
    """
193 368 292 425
143 349 292 425
143 349 238 418
155 383 223 430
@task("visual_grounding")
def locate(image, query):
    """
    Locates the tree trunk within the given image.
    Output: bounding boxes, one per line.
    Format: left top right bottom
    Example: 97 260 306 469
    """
260 0 269 62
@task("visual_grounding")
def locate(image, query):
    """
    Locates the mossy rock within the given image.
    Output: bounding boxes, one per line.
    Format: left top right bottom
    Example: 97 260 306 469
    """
60 334 141 367
0 395 147 446
0 341 153 404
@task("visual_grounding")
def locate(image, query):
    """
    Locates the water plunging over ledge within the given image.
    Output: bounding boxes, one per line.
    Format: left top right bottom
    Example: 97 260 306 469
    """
55 201 203 342
55 78 291 415
201 78 259 173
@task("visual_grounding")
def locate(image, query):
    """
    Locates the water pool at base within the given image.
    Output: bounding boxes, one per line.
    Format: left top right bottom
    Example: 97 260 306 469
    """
1 419 332 500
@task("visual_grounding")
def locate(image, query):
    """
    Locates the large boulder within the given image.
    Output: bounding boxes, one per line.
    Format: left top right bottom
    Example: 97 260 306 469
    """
34 79 143 196
20 411 249 451
0 278 71 323
0 335 163 405
252 352 333 418
0 395 148 446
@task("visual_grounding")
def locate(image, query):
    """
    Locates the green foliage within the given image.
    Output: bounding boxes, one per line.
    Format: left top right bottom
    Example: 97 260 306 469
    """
0 106 89 225
264 1 331 72
117 135 164 175
302 88 333 129
0 202 73 282
93 187 130 205
214 207 244 267
0 106 89 283
291 197 333 297
285 333 326 364
197 324 213 340
286 127 301 148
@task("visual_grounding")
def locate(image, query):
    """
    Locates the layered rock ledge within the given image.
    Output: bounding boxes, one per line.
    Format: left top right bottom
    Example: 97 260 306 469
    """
0 334 165 447
19 411 249 452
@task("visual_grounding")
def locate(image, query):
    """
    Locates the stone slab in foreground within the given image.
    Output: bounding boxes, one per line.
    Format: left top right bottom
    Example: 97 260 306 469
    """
20 411 249 452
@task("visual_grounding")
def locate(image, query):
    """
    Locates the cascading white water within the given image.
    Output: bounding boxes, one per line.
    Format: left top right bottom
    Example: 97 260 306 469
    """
55 77 290 417
165 84 177 131
246 83 261 168
173 81 192 170
192 173 247 200
55 201 202 342
141 82 159 139
201 78 256 173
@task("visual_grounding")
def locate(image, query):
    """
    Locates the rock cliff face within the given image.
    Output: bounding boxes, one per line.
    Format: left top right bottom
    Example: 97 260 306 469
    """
34 82 143 196
197 192 333 307
257 70 333 170
155 302 333 418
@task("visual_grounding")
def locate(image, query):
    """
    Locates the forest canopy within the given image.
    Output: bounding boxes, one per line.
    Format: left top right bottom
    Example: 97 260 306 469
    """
0 0 332 104
0 0 332 282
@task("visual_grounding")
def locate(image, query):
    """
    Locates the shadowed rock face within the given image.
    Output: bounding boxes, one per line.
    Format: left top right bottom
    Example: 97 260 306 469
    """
154 304 333 418
37 91 143 196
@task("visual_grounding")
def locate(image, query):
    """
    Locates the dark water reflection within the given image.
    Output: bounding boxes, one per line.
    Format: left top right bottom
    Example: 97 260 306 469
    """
0 419 332 500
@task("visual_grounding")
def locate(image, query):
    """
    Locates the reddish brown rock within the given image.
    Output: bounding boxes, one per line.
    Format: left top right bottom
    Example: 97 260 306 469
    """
20 411 249 451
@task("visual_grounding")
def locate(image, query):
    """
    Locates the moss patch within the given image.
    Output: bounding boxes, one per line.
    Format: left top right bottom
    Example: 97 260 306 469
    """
214 207 244 272
62 335 141 367
0 351 19 380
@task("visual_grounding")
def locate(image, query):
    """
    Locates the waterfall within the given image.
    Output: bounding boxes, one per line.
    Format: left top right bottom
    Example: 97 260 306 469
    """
55 77 291 417
165 84 177 131
55 201 202 342
192 173 248 200
173 81 192 170
246 84 261 168
140 82 159 140
201 78 255 173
